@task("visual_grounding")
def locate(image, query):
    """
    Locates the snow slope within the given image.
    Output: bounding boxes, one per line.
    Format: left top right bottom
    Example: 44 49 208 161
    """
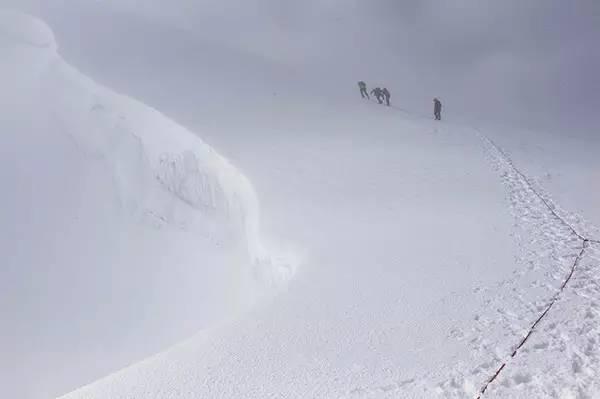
56 106 514 398
483 124 600 232
57 103 600 398
3 5 600 399
1 10 293 399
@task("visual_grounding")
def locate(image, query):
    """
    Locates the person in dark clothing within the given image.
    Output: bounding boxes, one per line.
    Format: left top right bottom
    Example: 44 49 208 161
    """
371 87 384 104
358 81 369 99
433 97 442 120
382 88 391 106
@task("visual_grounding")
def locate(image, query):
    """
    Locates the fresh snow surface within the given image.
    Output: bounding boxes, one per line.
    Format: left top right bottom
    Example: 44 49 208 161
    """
2 8 599 399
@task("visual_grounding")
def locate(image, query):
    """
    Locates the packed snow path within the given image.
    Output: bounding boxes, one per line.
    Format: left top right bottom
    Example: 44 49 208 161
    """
473 131 600 398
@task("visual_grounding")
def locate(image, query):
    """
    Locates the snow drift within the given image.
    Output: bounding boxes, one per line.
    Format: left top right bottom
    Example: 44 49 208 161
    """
0 10 293 399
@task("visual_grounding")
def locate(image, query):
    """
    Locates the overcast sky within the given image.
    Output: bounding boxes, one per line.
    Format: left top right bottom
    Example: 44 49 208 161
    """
7 0 600 132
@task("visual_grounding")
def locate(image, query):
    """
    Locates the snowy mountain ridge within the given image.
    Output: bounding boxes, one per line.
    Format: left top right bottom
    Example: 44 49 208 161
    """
3 7 600 399
2 10 295 398
3 9 295 283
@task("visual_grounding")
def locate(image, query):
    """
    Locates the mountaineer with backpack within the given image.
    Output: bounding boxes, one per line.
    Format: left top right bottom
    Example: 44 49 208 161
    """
433 98 442 120
381 88 391 106
358 81 369 99
371 87 384 104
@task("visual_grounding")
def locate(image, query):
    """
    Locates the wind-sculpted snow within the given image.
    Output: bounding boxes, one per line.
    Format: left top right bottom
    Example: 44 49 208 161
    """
37 18 291 280
1 11 294 399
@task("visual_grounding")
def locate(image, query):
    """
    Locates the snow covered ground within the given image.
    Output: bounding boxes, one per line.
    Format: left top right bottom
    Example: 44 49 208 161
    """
55 108 600 398
2 5 599 399
484 124 600 231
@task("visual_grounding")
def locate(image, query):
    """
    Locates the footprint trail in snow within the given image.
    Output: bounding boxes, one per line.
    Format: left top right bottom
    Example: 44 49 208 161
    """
346 126 600 399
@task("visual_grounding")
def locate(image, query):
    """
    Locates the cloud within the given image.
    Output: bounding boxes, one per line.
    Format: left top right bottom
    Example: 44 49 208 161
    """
2 0 598 135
